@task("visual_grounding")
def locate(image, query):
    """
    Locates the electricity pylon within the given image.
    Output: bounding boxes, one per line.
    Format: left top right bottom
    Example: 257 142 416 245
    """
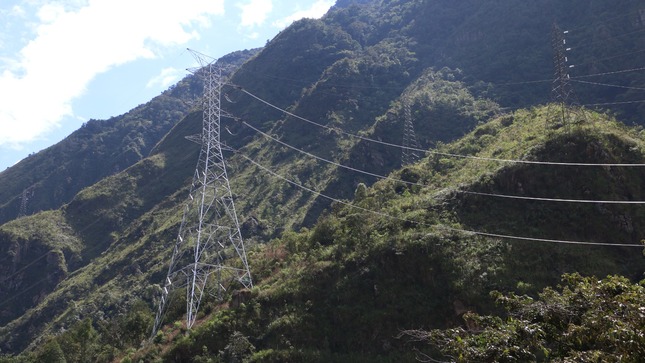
18 185 35 217
401 97 421 166
152 50 252 336
548 22 587 127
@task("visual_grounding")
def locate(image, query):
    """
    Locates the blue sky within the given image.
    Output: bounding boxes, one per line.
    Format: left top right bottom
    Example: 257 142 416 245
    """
0 0 335 171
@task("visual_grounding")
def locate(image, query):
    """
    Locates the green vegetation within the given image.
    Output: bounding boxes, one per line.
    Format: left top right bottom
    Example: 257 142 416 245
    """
0 49 258 226
1 0 645 361
119 107 644 362
5 106 638 362
402 274 645 362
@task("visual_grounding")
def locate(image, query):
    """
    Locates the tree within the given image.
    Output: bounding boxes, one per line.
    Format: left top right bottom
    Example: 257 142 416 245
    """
402 274 645 362
58 318 99 363
37 340 67 363
222 331 255 363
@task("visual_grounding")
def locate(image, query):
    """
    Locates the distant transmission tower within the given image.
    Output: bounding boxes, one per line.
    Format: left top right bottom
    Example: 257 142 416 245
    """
18 185 35 217
152 50 252 335
401 97 421 166
548 23 587 128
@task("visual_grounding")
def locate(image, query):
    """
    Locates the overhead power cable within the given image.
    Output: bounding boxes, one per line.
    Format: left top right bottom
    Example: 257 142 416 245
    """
0 253 49 286
584 99 645 107
239 118 645 205
569 49 645 69
460 191 645 205
566 9 643 32
574 66 645 79
493 66 645 87
441 227 642 247
234 85 645 167
495 79 552 86
0 163 187 309
239 119 393 181
234 149 407 223
572 79 645 91
567 28 645 50
233 148 643 248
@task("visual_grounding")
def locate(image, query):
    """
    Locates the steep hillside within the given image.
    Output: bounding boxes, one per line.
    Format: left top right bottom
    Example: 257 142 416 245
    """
217 0 645 234
2 0 642 224
0 49 257 226
0 63 497 351
325 0 645 116
137 108 645 362
1 0 645 360
0 110 203 351
3 106 645 361
0 82 194 226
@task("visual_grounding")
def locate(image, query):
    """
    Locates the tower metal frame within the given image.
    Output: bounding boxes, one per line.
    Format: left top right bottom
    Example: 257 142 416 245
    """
18 185 35 218
548 23 588 128
401 97 421 166
152 51 252 335
550 23 574 127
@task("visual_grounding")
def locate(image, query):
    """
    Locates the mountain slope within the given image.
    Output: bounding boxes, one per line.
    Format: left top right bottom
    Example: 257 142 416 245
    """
0 111 203 351
1 0 645 359
0 49 257 226
148 107 645 362
4 106 645 360
2 0 643 225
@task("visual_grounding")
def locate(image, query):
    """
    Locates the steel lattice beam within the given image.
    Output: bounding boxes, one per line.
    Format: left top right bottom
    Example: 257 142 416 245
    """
153 51 252 336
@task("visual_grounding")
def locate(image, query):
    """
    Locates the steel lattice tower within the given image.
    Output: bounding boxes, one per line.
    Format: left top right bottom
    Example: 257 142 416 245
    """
18 186 34 218
548 22 595 130
550 23 574 127
548 23 588 128
152 51 252 335
401 98 421 166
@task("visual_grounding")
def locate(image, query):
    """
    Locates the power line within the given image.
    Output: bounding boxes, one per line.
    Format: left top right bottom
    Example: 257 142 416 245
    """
459 191 645 205
0 136 206 314
239 68 408 91
572 79 645 91
574 66 645 79
567 9 645 32
239 118 645 205
570 49 645 69
239 119 393 181
236 85 645 167
441 227 641 247
234 149 643 248
585 99 645 106
0 252 49 286
494 78 552 86
492 66 645 88
0 162 190 310
566 28 645 51
237 61 645 108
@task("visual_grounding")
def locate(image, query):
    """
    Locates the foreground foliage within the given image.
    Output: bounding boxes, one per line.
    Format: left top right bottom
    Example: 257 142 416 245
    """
403 274 645 363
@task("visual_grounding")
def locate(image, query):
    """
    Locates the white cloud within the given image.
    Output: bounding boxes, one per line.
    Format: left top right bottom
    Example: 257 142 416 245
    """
147 67 184 89
239 0 273 28
272 0 334 29
0 0 225 146
11 5 27 18
245 32 261 40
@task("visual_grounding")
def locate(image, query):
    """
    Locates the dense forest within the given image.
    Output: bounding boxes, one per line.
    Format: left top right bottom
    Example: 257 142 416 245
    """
1 0 645 362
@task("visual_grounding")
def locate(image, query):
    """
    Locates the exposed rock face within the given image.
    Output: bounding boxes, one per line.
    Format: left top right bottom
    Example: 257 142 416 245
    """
46 250 68 286
231 289 253 309
0 234 69 323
